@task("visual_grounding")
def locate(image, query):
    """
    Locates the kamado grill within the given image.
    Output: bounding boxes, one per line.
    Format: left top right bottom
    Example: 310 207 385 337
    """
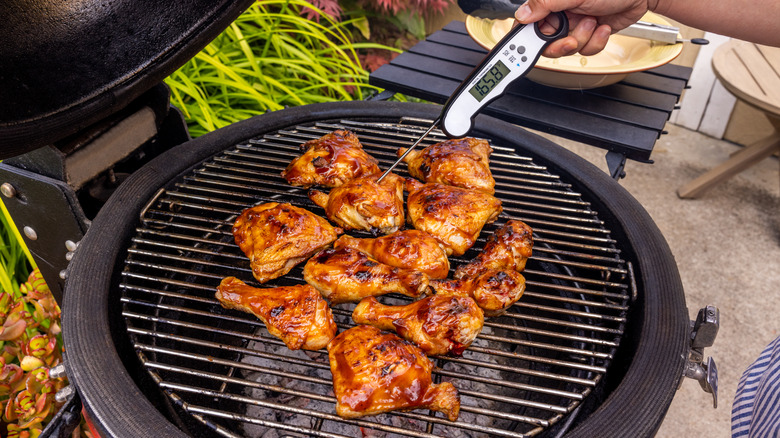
0 3 717 438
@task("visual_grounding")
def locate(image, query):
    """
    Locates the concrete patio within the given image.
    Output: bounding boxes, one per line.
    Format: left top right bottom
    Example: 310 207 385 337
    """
535 121 780 437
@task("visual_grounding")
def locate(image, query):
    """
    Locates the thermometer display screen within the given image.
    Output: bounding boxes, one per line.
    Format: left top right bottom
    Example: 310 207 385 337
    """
468 60 511 102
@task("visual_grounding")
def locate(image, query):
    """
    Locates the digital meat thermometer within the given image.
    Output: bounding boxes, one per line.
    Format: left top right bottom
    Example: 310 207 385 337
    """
377 12 569 182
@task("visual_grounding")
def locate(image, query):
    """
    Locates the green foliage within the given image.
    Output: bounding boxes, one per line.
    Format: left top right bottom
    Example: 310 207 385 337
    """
0 269 65 438
165 0 398 137
0 208 30 296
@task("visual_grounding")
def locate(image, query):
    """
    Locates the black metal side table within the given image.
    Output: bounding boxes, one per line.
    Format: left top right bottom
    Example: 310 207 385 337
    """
369 20 693 178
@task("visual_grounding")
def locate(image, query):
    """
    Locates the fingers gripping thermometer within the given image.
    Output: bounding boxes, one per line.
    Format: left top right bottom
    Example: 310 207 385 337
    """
377 13 569 182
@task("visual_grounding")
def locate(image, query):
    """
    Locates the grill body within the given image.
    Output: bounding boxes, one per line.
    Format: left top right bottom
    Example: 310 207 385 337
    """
62 101 689 438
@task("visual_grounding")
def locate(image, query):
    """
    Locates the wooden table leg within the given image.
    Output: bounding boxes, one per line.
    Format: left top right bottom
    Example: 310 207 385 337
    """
677 130 780 199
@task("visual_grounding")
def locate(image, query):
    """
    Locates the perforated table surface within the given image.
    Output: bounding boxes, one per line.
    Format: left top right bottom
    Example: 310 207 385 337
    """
369 20 693 164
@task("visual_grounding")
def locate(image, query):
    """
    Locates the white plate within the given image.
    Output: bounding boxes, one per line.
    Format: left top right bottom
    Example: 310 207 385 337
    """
465 12 683 89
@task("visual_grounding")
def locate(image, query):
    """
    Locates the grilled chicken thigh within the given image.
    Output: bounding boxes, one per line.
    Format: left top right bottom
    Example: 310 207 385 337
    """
399 137 495 194
215 277 336 350
308 173 405 235
334 230 450 279
455 220 533 279
233 202 342 283
303 247 429 304
405 179 502 256
282 130 380 188
431 269 525 317
352 295 483 356
327 325 460 421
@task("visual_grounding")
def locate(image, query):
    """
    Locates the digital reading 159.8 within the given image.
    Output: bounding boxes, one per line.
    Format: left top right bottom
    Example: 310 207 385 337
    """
468 60 511 102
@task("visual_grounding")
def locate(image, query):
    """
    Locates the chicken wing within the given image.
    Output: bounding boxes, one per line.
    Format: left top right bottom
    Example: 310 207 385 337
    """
215 277 337 350
233 202 342 284
431 269 525 317
282 130 380 188
455 220 534 279
303 247 428 304
327 325 460 421
308 173 404 235
334 230 450 279
352 295 483 356
399 137 495 194
405 179 502 256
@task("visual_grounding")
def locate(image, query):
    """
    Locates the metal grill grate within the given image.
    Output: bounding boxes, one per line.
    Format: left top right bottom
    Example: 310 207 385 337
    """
120 118 633 438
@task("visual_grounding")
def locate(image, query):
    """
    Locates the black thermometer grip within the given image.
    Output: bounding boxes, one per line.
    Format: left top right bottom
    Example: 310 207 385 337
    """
439 12 569 138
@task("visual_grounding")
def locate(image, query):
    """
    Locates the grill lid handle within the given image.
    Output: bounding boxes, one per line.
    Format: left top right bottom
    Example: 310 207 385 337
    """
683 305 719 408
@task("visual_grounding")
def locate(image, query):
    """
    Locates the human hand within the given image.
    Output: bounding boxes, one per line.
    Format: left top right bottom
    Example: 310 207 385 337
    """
514 0 652 57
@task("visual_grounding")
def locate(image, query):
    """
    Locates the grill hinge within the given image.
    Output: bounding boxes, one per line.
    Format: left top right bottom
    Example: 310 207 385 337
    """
682 305 719 408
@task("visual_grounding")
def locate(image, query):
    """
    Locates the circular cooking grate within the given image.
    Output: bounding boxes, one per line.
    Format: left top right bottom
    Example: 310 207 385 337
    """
119 117 633 438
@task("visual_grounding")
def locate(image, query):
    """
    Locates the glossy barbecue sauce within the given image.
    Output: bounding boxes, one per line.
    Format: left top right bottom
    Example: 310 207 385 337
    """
330 326 437 413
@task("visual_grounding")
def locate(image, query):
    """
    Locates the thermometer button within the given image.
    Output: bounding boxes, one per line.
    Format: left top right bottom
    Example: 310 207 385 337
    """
509 44 516 50
517 46 526 54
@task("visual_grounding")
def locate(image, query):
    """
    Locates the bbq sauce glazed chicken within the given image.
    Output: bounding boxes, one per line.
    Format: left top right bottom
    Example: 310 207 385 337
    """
232 202 342 284
282 130 380 188
215 277 337 350
352 295 484 356
455 220 534 279
405 179 502 257
334 230 450 279
432 269 526 317
303 247 428 304
398 137 496 194
327 325 460 421
308 172 405 235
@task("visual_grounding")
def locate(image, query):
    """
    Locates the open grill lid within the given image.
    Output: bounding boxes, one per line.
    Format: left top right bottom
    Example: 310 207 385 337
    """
0 0 254 158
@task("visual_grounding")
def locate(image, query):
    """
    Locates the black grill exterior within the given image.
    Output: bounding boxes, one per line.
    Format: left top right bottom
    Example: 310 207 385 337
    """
63 101 688 438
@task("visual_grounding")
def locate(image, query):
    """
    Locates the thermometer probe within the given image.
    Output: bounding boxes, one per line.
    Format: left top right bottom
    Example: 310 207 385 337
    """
377 13 569 182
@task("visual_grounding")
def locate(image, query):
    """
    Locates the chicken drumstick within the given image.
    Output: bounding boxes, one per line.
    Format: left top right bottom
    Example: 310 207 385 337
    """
455 220 533 279
327 325 460 421
334 230 450 279
352 295 484 356
215 277 337 350
432 269 525 317
398 137 495 194
406 179 502 257
233 202 342 283
232 202 342 284
308 172 405 235
303 247 429 304
282 130 380 188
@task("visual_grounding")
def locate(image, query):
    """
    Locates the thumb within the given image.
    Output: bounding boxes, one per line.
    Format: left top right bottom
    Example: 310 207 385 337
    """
514 0 553 23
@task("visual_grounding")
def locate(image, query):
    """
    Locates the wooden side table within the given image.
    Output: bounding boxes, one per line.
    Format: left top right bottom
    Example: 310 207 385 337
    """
677 41 780 198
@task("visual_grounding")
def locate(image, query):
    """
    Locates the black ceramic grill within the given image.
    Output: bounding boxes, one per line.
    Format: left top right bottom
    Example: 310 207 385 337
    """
119 116 632 437
62 101 690 438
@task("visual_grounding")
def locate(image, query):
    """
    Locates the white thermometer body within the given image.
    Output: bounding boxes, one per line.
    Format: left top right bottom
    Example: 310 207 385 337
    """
440 13 569 138
376 14 568 182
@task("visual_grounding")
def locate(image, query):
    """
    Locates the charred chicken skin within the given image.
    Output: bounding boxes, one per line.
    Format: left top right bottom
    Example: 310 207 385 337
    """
334 230 450 280
399 137 496 194
352 295 484 356
405 179 502 257
282 130 380 188
432 269 526 317
232 202 342 284
308 173 405 235
455 220 533 279
215 277 337 350
303 247 429 304
327 325 460 421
